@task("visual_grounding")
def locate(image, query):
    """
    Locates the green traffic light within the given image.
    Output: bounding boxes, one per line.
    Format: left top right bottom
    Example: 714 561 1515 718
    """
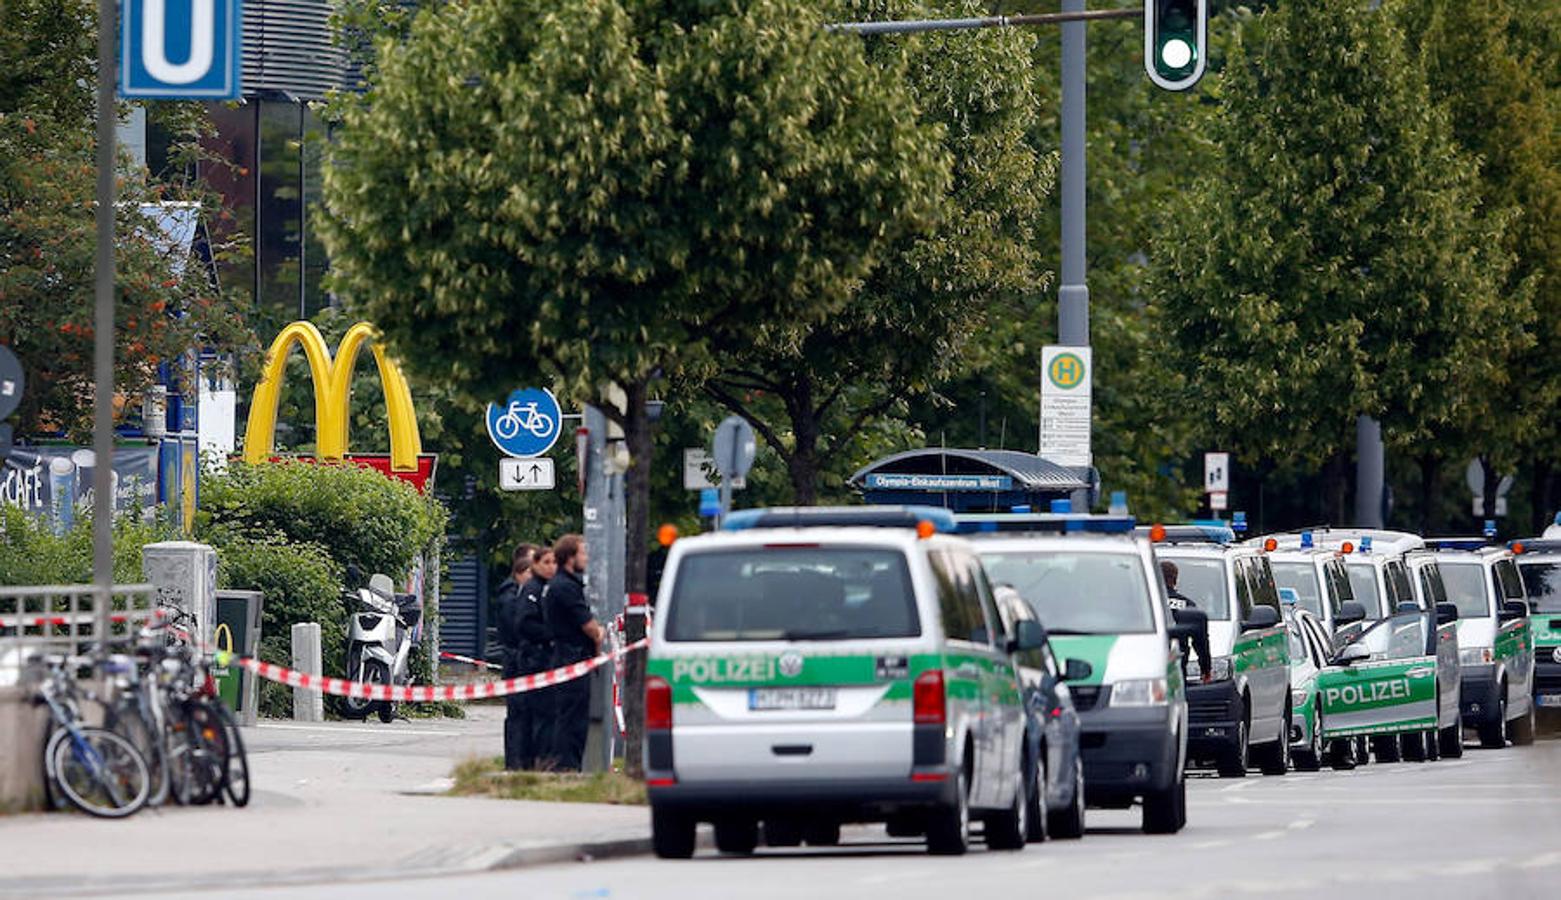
1160 38 1195 71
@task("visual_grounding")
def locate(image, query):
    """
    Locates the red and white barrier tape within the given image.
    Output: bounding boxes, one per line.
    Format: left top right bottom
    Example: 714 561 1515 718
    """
438 650 502 671
231 637 650 703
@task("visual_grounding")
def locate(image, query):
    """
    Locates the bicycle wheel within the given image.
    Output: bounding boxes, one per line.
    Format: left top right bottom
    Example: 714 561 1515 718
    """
49 726 151 818
107 702 169 807
213 702 251 808
166 702 226 806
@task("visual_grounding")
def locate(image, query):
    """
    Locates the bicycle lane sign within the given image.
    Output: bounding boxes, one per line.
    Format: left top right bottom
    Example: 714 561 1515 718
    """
486 388 563 458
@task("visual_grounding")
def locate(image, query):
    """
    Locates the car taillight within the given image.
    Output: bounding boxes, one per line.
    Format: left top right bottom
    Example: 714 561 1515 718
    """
646 676 673 731
913 670 945 725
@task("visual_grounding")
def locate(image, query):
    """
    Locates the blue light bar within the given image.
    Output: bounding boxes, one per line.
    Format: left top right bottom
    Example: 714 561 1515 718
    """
1232 511 1249 535
722 505 958 533
1300 531 1314 549
1050 499 1073 514
1426 537 1492 551
1360 536 1373 554
952 513 1137 536
1483 520 1498 539
1141 523 1236 545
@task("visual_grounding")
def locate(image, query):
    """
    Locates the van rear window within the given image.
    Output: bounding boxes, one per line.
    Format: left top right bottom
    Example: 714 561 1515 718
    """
665 547 920 642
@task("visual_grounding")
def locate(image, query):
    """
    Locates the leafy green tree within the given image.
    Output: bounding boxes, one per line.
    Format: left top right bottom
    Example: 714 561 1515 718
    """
1152 0 1518 523
0 0 252 441
318 0 946 595
1398 0 1561 530
704 0 1048 504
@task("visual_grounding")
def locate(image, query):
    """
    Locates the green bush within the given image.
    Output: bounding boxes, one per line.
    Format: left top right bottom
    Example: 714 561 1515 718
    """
0 504 175 586
199 460 447 579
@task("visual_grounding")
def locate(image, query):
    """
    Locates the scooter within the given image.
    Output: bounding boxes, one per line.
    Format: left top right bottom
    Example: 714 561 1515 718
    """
341 572 419 723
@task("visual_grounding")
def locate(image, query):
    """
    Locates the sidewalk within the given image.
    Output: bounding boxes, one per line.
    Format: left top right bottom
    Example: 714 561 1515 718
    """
0 706 659 897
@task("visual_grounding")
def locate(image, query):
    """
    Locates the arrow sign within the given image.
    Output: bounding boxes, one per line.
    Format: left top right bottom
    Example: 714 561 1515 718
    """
499 457 556 492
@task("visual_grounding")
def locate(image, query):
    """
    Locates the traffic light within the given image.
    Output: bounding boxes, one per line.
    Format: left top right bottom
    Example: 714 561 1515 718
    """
1145 0 1207 91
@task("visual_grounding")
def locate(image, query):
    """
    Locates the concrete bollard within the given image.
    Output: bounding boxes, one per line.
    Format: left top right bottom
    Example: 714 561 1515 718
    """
291 622 324 722
0 684 50 812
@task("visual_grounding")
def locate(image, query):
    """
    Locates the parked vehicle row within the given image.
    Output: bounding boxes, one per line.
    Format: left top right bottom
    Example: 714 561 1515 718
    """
642 508 1555 859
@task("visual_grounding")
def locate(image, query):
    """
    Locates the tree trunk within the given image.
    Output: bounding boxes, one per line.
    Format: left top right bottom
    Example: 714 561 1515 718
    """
621 377 653 778
784 377 821 506
1532 458 1554 534
1417 454 1441 535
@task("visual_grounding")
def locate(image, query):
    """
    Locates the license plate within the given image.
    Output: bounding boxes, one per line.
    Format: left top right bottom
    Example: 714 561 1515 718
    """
1538 694 1561 708
748 688 836 711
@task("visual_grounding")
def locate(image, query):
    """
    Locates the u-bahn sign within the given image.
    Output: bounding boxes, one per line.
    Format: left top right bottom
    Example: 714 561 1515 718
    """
121 0 243 99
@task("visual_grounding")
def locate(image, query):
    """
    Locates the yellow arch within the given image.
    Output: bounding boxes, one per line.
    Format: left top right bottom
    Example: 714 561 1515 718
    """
242 321 423 472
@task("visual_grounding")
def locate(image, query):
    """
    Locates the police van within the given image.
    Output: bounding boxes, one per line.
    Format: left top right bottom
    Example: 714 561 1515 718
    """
1154 532 1292 777
1512 539 1561 719
960 514 1205 834
1265 536 1361 637
1424 540 1535 747
644 507 1041 858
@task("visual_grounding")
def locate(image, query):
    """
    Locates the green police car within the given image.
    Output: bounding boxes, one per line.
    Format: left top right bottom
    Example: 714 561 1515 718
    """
964 515 1207 834
644 506 1043 858
1426 540 1536 748
1514 539 1561 719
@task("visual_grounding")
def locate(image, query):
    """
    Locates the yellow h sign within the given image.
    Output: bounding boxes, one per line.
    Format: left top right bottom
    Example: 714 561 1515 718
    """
242 321 423 472
1048 352 1086 390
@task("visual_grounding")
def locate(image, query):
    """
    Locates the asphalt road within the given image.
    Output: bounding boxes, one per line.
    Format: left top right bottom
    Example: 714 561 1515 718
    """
169 729 1561 900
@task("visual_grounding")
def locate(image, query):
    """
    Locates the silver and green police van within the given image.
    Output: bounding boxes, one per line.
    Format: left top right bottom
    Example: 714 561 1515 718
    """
1513 539 1561 719
960 514 1205 834
1266 536 1359 637
1155 535 1292 777
644 507 1042 858
1314 607 1459 759
1425 540 1535 748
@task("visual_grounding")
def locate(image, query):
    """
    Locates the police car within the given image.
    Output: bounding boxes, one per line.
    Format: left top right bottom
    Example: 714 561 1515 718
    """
644 507 1041 858
1282 601 1333 770
1513 538 1561 719
1424 540 1535 748
963 514 1205 834
1155 530 1292 777
1265 535 1362 637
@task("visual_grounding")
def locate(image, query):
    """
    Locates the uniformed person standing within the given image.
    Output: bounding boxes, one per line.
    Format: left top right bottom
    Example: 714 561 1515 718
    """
496 544 550 770
518 547 558 766
543 534 604 771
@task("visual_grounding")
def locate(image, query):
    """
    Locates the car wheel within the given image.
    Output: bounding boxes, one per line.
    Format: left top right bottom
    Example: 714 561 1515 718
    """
985 769 1028 851
651 807 697 859
1048 756 1086 840
1142 774 1186 834
763 819 803 848
1372 735 1401 763
1509 698 1536 746
1439 711 1465 758
1025 751 1048 843
1327 737 1356 770
1478 690 1508 749
1216 713 1249 778
926 768 972 855
1354 736 1372 765
1295 710 1324 772
1401 730 1427 762
802 821 841 847
1254 710 1291 775
714 818 759 855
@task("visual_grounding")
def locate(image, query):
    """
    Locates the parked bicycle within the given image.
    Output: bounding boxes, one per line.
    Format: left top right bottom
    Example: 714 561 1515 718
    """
34 654 151 819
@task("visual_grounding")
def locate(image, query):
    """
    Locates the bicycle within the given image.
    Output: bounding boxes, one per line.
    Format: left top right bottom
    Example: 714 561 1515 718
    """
493 400 554 441
34 654 152 819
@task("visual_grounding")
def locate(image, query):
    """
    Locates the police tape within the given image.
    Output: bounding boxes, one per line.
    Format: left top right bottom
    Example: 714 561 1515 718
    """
226 637 650 703
438 650 501 671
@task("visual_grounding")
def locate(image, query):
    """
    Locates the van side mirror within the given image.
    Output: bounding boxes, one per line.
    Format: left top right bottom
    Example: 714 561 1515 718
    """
1395 601 1421 616
1435 602 1459 625
1336 601 1367 627
1335 643 1371 666
1009 620 1047 654
1498 600 1528 623
1242 606 1281 632
1061 658 1093 682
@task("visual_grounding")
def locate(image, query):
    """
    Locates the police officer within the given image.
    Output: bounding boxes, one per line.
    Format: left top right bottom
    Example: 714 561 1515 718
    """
1161 560 1212 683
543 534 604 771
497 544 550 770
518 546 558 765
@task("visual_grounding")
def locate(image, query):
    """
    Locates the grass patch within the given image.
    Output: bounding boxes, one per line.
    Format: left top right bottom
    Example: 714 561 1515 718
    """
449 757 647 806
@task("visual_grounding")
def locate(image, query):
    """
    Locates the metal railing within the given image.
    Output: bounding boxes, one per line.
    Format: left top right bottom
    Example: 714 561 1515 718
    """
0 584 157 686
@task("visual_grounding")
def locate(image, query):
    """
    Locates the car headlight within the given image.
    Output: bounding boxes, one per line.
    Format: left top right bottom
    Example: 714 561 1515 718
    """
1110 678 1169 707
1459 647 1494 666
1291 688 1310 709
1185 655 1234 682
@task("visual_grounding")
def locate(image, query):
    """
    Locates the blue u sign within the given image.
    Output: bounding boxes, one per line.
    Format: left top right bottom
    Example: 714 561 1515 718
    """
486 388 563 459
121 0 242 99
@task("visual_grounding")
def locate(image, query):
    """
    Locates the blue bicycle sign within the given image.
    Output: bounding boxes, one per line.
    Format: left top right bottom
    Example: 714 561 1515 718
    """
486 388 562 458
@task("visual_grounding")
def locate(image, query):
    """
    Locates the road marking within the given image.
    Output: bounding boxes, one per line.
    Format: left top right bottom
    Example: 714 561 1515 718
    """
1189 840 1231 850
254 723 464 737
1253 830 1286 841
1289 817 1315 831
1521 851 1561 870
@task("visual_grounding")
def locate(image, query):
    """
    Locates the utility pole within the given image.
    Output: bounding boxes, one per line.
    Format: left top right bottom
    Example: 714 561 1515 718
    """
1058 0 1090 350
92 0 117 640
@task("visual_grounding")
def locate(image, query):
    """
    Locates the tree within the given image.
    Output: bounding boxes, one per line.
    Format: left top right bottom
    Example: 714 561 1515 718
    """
319 0 948 768
1152 0 1519 524
703 0 1050 504
0 0 251 441
1398 0 1561 531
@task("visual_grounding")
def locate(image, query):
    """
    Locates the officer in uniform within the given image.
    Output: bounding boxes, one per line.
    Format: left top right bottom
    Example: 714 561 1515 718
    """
543 534 604 771
497 544 551 770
